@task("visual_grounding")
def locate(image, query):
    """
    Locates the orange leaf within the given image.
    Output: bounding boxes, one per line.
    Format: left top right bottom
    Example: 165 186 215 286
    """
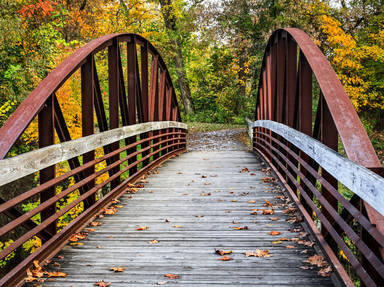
164 273 179 279
47 271 67 277
94 280 111 287
269 217 279 221
269 231 281 236
233 226 248 230
215 249 232 256
218 256 233 261
262 209 274 215
111 267 125 272
136 226 148 231
245 249 272 257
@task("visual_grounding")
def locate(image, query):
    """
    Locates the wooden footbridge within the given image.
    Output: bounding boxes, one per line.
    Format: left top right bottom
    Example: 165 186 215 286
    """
0 29 384 287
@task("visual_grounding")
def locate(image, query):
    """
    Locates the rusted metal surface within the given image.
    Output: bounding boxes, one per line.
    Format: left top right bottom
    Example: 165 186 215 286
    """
0 33 184 287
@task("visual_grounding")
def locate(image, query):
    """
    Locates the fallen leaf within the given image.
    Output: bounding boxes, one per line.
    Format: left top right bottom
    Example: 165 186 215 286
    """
250 211 257 215
200 192 211 196
58 256 64 259
269 217 280 221
165 219 170 222
303 255 328 267
241 167 249 173
90 221 101 227
172 225 182 228
47 271 67 278
274 195 286 200
269 231 281 236
70 242 84 246
108 235 113 238
136 226 148 231
261 176 275 182
87 228 95 232
97 245 102 248
232 220 239 224
195 214 204 218
233 226 248 230
103 207 117 215
164 274 179 279
286 245 295 249
278 237 290 241
148 190 153 193
114 205 124 208
149 240 159 244
94 280 111 287
262 209 274 215
241 192 249 196
218 256 233 261
318 266 333 277
248 200 256 204
272 240 282 244
177 171 183 174
264 199 273 207
245 249 272 257
282 207 297 214
110 267 124 272
297 240 315 247
204 182 211 185
231 200 238 202
215 249 232 256
225 210 231 213
69 232 87 242
202 175 207 178
250 173 256 176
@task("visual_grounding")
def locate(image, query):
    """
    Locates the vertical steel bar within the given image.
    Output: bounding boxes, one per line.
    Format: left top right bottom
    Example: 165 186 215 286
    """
81 56 95 207
38 94 56 238
321 97 338 252
298 52 313 214
140 43 150 167
108 39 120 189
127 39 138 175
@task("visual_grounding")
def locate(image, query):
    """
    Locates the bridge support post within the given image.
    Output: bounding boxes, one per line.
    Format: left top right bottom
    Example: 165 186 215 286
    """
38 94 57 239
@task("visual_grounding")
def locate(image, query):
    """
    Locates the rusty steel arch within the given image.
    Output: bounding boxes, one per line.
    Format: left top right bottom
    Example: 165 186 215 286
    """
0 33 186 286
253 28 384 286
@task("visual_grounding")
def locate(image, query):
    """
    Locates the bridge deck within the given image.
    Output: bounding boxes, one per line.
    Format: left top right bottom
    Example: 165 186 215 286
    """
30 150 334 286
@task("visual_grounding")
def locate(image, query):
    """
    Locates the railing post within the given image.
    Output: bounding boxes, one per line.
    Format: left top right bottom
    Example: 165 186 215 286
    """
81 55 96 208
108 38 121 189
38 94 56 239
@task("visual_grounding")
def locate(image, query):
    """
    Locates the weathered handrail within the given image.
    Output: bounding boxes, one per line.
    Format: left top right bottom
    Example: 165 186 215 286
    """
0 121 186 187
251 120 384 216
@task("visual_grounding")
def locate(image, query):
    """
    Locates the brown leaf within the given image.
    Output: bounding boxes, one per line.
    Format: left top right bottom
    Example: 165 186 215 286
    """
165 219 170 222
69 232 87 242
111 267 125 272
245 249 272 258
285 245 295 249
232 220 239 224
269 231 281 236
203 182 211 186
233 226 248 230
318 266 333 277
200 192 211 196
297 240 315 247
261 176 274 182
304 254 328 267
164 273 179 279
136 226 148 231
262 209 274 215
94 280 111 287
264 199 273 207
47 271 67 277
195 214 204 218
241 167 249 173
87 228 95 232
282 207 297 214
248 200 256 204
218 256 233 261
269 217 280 221
231 200 238 202
215 249 232 256
225 210 231 213
90 221 101 227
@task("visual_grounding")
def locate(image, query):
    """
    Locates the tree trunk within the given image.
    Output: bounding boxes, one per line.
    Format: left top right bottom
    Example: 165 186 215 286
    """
159 0 195 115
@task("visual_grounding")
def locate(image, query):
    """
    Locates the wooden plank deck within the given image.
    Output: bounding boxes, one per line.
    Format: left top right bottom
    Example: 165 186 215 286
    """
28 150 335 286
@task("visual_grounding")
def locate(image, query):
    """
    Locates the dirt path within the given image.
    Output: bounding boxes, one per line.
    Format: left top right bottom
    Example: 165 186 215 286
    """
187 128 249 151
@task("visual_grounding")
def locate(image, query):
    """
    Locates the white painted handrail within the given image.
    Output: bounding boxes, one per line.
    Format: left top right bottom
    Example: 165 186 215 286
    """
250 120 384 216
0 121 187 187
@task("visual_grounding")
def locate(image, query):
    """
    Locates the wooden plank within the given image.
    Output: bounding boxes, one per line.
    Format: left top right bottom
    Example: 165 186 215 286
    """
28 151 334 287
0 121 187 187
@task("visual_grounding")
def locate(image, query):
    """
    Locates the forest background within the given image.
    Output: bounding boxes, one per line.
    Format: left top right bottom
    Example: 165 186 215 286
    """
0 0 383 156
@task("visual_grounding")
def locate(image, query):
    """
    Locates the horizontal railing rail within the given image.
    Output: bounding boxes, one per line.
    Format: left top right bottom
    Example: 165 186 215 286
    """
248 119 384 287
0 122 187 287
